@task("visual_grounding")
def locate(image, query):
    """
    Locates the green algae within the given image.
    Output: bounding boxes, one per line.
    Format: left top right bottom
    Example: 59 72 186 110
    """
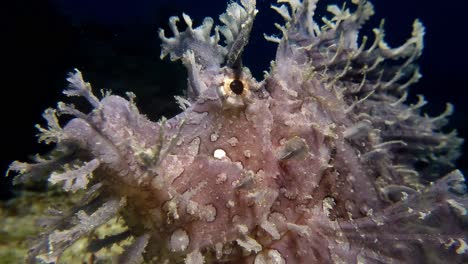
0 189 131 264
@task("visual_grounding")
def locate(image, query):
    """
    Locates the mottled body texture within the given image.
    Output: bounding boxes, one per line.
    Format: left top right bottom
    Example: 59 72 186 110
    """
9 0 468 263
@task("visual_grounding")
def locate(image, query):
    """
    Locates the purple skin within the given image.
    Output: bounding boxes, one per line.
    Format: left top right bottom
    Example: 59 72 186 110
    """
9 0 468 263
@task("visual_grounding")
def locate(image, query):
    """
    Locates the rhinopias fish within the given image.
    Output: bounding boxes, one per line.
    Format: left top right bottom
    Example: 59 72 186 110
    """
9 0 467 263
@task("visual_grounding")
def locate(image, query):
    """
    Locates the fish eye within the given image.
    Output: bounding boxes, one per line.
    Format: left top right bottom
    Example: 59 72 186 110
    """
229 79 244 95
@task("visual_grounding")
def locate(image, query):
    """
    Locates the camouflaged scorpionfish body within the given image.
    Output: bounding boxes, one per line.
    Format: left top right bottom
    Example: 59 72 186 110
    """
9 0 467 263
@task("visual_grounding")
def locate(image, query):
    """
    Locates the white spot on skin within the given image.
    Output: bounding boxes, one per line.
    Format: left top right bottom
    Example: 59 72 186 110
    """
226 200 235 208
213 148 226 159
201 204 217 222
169 229 189 252
210 132 219 142
227 137 239 147
243 150 252 158
216 173 227 184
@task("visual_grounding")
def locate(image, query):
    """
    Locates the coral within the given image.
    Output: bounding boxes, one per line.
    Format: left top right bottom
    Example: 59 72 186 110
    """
8 0 467 263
